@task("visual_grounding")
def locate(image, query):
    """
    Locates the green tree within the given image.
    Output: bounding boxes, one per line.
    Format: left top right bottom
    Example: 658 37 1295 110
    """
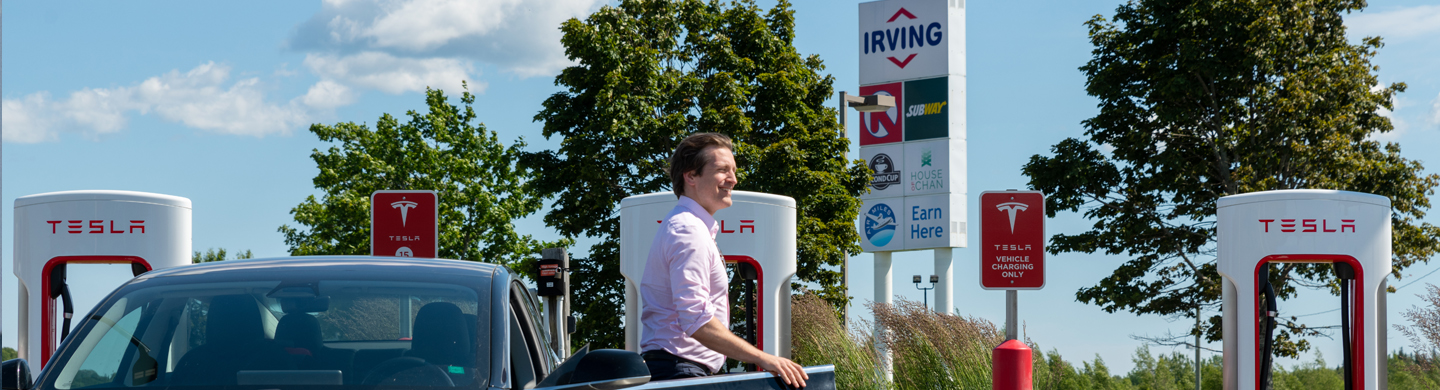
192 248 253 264
279 85 565 270
523 0 867 348
2 347 16 361
1024 0 1440 357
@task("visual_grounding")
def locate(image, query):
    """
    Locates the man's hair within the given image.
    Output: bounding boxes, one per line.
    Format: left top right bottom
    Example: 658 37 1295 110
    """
669 132 735 198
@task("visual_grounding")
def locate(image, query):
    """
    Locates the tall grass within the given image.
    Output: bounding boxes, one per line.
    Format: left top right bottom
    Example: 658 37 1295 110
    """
792 294 1440 389
870 298 1003 389
791 296 1002 390
790 294 892 390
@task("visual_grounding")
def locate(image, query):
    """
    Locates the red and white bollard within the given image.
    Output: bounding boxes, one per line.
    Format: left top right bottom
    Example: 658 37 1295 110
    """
992 339 1033 390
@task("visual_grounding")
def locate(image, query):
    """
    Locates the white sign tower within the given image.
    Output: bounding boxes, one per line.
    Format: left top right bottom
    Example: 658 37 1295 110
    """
856 0 966 324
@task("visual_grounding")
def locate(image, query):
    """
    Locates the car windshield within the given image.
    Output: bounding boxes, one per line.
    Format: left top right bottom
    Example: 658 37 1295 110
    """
45 278 482 389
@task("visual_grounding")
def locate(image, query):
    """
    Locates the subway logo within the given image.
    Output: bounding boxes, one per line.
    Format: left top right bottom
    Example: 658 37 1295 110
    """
905 101 947 118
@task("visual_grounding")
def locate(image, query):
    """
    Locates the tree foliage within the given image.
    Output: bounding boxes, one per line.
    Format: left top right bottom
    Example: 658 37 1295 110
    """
1024 0 1440 357
192 248 253 264
1396 284 1440 356
280 86 564 271
523 0 867 348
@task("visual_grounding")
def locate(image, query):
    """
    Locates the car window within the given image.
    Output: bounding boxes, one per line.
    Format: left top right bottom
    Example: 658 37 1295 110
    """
510 283 546 388
509 310 537 389
514 284 558 371
45 279 483 389
60 298 141 389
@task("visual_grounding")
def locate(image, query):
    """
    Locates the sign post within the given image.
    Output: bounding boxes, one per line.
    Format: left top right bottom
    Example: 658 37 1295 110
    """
980 190 1044 390
371 190 438 258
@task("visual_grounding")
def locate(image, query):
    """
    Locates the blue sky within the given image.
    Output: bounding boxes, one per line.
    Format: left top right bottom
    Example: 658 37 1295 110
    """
5 0 1440 373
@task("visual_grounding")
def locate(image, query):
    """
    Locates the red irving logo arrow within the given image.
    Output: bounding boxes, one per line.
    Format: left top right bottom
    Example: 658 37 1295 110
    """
886 7 917 22
888 54 917 68
887 8 917 68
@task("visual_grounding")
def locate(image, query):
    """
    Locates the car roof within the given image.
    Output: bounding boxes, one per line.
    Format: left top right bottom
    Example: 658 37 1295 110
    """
134 255 508 286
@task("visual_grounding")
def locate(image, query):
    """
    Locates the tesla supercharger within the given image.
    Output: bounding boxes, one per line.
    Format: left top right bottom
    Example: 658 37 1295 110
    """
13 190 192 367
620 191 797 360
1218 190 1389 390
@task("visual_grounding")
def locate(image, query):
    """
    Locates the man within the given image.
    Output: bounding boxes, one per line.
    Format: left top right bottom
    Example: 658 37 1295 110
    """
640 133 808 387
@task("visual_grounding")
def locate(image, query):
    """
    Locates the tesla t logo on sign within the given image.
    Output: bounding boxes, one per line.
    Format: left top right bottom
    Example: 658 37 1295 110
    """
372 190 438 258
980 191 1046 290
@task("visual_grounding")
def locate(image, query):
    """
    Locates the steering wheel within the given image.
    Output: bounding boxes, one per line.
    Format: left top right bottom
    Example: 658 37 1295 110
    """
362 357 455 387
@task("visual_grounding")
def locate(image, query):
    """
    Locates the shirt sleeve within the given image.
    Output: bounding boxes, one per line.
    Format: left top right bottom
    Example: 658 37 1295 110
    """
665 222 717 337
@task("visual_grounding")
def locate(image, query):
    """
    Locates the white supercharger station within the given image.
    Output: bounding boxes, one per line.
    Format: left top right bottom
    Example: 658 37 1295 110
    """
1218 190 1390 389
13 190 192 367
620 191 797 359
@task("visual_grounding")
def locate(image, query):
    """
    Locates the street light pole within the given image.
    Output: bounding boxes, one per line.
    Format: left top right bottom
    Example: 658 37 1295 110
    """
838 90 897 326
913 275 938 310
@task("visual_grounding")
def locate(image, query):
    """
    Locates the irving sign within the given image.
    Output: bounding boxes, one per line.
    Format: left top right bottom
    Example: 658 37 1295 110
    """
371 190 438 258
856 0 966 254
858 0 963 85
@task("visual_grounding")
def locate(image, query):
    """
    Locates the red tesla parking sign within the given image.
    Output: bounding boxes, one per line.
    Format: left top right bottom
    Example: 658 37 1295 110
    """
980 191 1045 289
372 190 438 258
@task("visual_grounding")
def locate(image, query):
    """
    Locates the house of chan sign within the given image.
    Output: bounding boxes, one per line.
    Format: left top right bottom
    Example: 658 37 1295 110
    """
856 0 966 321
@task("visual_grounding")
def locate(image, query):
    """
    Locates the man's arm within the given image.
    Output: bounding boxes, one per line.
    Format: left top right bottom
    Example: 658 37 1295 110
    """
690 318 808 388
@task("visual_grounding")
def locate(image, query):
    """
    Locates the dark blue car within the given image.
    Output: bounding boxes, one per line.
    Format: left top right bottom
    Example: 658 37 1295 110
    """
2 257 833 390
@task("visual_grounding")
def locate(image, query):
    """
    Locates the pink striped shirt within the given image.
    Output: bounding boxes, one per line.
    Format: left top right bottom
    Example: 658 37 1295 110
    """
639 195 729 373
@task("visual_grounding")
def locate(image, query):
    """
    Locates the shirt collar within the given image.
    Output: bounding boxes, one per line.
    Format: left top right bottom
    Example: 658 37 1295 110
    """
677 195 720 237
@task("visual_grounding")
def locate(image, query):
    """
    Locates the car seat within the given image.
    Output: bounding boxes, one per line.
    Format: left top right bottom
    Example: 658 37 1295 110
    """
406 302 473 367
171 295 292 385
275 313 355 372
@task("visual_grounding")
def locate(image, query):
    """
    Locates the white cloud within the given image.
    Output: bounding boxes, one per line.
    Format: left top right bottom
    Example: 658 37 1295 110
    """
364 0 509 52
289 0 606 79
1348 5 1440 40
1431 92 1440 127
302 80 358 109
2 62 333 143
3 93 65 143
304 52 480 95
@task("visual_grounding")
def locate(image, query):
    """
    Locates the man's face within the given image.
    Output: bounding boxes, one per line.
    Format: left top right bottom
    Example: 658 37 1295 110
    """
685 146 737 215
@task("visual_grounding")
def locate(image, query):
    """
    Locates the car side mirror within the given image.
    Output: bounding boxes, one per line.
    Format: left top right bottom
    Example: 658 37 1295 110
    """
536 346 649 390
1 359 33 390
568 349 650 390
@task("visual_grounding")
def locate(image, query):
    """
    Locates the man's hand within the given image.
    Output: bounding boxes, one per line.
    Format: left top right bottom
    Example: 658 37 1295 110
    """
690 318 809 387
754 354 809 388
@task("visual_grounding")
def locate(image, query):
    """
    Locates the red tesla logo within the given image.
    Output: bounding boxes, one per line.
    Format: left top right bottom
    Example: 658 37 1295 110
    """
46 220 145 234
1257 219 1356 233
656 219 756 233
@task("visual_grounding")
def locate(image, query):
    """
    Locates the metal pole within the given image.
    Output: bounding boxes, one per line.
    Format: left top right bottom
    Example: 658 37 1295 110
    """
935 248 953 315
874 251 893 380
1005 290 1018 341
1196 302 1201 390
838 91 849 326
547 295 561 355
560 251 572 357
